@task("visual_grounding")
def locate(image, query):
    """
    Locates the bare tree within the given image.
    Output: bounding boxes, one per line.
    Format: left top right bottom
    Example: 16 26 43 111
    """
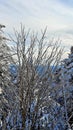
0 24 64 130
8 25 63 130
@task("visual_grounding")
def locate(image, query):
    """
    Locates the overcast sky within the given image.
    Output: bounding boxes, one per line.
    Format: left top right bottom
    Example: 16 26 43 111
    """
0 0 73 56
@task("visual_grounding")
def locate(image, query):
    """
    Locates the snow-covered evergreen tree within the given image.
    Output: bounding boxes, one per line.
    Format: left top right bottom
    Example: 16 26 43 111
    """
52 46 73 129
0 24 16 129
62 46 73 129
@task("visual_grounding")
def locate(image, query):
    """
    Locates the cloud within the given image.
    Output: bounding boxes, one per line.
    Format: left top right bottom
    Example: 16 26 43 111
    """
0 0 72 30
0 0 73 58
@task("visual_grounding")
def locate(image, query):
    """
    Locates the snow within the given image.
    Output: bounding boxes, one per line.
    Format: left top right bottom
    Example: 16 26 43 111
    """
0 87 2 94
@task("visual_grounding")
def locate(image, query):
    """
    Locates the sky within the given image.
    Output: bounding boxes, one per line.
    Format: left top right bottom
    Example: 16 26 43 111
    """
0 0 73 57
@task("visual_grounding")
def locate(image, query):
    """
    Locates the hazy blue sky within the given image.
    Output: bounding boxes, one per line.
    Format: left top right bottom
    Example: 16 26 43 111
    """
0 0 73 56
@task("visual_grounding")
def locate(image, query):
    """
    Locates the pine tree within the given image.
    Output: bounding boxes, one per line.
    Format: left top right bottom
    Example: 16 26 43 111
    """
62 46 73 128
53 46 73 129
0 24 15 129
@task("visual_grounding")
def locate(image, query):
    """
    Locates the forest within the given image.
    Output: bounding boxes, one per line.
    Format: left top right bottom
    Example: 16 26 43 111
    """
0 24 73 130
